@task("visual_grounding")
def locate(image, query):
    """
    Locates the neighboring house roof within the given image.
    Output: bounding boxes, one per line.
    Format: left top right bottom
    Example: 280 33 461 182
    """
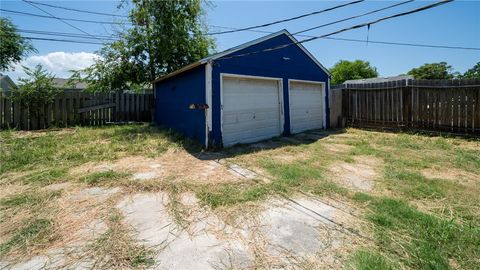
53 78 88 89
153 29 330 83
0 75 18 92
344 75 414 84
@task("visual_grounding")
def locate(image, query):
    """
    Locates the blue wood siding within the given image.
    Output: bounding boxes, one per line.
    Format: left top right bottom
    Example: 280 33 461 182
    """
155 65 206 144
211 33 330 146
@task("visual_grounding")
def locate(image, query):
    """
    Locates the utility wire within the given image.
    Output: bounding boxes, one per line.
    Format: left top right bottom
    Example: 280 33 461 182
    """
217 0 455 60
22 0 129 18
293 0 415 35
208 0 365 35
16 19 479 51
21 36 106 45
17 29 118 40
0 9 129 25
9 0 475 51
322 36 480 51
22 0 107 42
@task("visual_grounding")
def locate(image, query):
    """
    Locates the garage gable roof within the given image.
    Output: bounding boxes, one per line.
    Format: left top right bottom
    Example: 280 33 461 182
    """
153 29 330 83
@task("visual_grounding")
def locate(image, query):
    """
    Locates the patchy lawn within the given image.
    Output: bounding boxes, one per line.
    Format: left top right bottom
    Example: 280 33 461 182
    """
0 125 479 269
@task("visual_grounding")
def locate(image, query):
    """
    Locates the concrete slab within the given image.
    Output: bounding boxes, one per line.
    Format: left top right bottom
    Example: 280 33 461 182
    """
117 192 253 269
116 193 174 247
227 164 257 179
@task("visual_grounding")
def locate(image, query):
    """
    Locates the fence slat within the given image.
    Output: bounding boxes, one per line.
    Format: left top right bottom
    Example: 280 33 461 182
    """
340 79 480 135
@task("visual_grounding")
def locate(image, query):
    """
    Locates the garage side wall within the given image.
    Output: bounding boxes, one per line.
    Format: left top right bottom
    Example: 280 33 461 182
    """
211 34 330 146
155 65 206 144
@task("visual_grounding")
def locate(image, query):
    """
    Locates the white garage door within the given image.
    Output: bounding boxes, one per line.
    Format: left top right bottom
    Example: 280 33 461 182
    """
222 75 282 147
289 80 324 134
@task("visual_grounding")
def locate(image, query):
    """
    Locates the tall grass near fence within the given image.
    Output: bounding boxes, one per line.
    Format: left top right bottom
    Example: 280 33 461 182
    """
0 90 154 130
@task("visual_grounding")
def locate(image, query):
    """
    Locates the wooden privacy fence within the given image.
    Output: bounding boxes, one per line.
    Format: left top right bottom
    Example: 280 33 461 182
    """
337 79 480 134
0 91 154 130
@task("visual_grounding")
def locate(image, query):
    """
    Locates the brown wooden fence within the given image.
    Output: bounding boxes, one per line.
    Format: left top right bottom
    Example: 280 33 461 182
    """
337 79 480 134
0 91 154 130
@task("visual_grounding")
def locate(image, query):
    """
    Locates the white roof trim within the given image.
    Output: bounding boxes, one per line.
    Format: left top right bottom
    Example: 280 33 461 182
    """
153 29 330 83
152 62 203 83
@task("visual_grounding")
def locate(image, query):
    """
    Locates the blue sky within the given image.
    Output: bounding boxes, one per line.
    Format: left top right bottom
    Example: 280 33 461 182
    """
1 0 479 80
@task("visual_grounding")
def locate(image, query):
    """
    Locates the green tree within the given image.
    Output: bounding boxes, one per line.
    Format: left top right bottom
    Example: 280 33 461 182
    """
329 60 378 85
0 18 36 72
407 62 456 80
13 65 60 119
461 62 480 79
77 0 214 92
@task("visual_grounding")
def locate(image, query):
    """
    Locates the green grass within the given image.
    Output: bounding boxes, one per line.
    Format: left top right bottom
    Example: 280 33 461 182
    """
0 219 55 256
349 249 395 270
1 126 479 267
358 196 480 270
0 190 61 210
80 171 131 185
24 168 68 185
0 124 200 176
198 184 270 208
198 156 347 208
383 167 447 199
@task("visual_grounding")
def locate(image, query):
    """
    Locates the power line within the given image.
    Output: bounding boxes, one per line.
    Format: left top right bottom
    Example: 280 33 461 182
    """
16 20 479 51
17 29 118 40
22 0 129 18
293 0 415 35
217 0 455 60
9 0 475 51
22 0 106 42
322 36 480 51
20 36 106 45
212 25 480 51
208 0 365 35
0 9 128 25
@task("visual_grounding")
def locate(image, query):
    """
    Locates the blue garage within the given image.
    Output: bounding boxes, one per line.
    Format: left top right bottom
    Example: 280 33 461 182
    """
153 30 331 148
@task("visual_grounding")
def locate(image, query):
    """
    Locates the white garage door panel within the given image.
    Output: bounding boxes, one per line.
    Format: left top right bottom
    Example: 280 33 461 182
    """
290 81 324 134
222 76 282 147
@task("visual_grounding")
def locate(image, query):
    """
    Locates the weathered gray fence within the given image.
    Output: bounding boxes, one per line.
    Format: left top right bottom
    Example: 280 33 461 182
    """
0 91 154 130
334 79 480 134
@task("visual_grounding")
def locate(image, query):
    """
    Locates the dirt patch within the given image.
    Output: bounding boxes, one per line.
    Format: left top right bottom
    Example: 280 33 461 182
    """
9 128 77 139
323 143 353 154
422 167 479 187
42 182 73 192
328 156 382 192
71 149 245 184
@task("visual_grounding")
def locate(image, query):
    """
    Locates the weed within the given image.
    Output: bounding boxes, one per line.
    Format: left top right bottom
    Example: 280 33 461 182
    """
88 209 155 269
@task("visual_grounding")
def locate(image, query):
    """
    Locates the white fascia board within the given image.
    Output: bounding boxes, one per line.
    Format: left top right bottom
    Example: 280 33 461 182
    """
205 62 213 148
200 30 291 62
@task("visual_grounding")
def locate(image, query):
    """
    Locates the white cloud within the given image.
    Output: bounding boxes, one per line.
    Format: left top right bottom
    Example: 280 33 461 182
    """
4 52 100 82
